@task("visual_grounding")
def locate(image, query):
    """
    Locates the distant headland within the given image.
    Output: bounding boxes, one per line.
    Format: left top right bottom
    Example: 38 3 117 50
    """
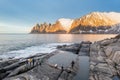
31 12 120 34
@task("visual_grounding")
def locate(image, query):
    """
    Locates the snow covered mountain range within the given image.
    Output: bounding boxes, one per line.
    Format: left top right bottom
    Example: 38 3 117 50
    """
31 12 120 34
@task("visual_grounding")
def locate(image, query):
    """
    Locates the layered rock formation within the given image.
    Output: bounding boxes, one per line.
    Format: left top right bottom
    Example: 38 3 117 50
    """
90 35 120 80
31 12 120 34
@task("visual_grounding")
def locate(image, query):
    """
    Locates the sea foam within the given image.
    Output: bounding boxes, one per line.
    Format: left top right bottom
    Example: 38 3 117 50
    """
0 43 72 59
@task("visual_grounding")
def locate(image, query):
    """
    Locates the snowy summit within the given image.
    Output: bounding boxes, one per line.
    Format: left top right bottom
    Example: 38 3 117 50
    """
58 18 74 31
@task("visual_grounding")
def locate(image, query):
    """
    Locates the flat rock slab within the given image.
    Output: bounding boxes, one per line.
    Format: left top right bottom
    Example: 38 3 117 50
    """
48 50 77 67
4 63 61 80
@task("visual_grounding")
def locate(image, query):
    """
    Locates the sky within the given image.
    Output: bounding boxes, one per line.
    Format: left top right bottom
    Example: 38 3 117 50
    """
0 0 120 33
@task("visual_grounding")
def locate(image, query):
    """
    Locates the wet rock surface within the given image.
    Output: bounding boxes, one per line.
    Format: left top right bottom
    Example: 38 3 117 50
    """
0 42 91 80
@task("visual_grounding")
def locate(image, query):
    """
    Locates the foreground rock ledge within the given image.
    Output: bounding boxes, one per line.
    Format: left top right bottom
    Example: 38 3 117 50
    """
89 35 120 80
0 42 91 80
1 35 120 80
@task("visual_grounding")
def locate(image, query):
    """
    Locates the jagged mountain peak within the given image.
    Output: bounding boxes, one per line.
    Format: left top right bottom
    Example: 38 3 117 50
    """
31 11 120 34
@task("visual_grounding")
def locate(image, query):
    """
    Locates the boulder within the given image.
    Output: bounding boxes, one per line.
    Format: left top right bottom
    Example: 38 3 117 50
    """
81 41 92 44
104 46 120 57
81 44 90 48
3 61 26 72
98 50 106 57
96 56 105 62
104 46 113 57
90 61 97 66
90 65 95 71
105 59 114 66
90 44 100 52
100 39 117 46
7 65 28 77
0 59 19 68
94 63 113 77
57 44 80 53
100 39 111 46
93 74 99 80
90 51 98 58
90 55 105 63
109 51 120 64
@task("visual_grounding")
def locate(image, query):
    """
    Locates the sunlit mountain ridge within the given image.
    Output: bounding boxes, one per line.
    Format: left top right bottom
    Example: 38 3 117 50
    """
31 12 120 34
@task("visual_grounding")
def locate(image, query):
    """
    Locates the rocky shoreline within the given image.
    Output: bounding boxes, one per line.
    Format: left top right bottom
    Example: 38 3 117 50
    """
0 35 120 80
89 35 120 80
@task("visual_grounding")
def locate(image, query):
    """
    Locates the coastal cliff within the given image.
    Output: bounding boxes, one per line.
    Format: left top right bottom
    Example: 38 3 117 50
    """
31 12 120 34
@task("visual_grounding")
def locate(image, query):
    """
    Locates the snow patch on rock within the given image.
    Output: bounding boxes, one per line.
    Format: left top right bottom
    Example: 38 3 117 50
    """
105 12 120 23
91 12 120 23
58 18 74 31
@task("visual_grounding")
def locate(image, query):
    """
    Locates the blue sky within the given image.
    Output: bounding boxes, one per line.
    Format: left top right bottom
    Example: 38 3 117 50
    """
0 0 120 33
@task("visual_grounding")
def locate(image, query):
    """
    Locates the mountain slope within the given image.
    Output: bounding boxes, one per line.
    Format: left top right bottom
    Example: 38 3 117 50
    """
31 12 120 34
74 12 119 27
107 24 120 34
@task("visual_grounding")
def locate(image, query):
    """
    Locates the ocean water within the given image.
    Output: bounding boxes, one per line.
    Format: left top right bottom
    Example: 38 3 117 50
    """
0 34 117 59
